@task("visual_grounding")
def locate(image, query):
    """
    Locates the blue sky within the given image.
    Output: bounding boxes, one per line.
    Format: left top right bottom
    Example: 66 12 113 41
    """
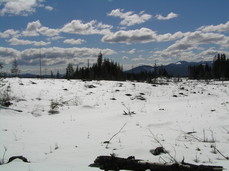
0 0 229 74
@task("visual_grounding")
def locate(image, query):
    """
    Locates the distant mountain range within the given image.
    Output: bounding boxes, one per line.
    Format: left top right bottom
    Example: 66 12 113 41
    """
19 61 212 78
125 61 213 77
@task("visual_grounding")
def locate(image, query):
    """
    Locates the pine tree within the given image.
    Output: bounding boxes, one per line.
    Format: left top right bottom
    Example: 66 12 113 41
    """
213 53 229 79
11 58 20 77
56 71 60 79
97 52 103 69
50 71 54 78
97 52 103 79
0 63 4 78
65 63 74 79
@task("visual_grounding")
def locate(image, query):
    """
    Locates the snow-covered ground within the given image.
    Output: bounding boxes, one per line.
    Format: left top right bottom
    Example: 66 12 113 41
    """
0 78 229 171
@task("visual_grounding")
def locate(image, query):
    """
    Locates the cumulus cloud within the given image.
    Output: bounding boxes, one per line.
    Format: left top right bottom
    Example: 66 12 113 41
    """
1 19 111 39
8 37 50 46
22 20 42 36
0 29 19 38
172 31 226 50
0 46 116 67
21 20 60 37
20 47 116 66
0 46 20 58
153 31 228 59
198 48 229 60
132 57 145 61
0 0 53 16
107 9 152 26
102 28 157 44
122 56 129 60
44 6 53 11
102 28 184 44
61 20 112 35
128 48 136 54
0 46 20 64
63 38 86 45
156 31 184 42
151 30 229 63
39 27 59 37
156 12 178 20
198 20 229 32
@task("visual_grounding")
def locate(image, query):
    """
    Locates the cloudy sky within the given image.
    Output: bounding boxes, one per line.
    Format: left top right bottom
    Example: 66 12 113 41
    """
0 0 229 74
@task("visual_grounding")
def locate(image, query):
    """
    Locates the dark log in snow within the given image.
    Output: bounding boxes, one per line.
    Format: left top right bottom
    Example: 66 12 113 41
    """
0 105 23 112
7 156 30 163
89 155 223 171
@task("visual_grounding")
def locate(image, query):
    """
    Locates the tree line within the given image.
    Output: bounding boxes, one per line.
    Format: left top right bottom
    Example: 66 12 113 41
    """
65 52 124 80
188 54 229 80
1 53 228 81
65 52 169 81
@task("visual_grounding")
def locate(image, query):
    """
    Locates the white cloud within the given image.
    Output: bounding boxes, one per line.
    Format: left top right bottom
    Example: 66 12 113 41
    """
47 35 64 41
102 28 157 44
156 12 178 20
198 48 229 60
152 31 227 58
132 57 145 61
108 9 152 26
198 20 229 32
20 47 116 66
0 0 52 16
0 46 20 64
0 46 116 67
122 56 129 60
0 29 19 38
22 20 60 37
102 28 184 44
61 20 112 35
156 31 184 42
8 37 50 46
0 0 36 16
22 20 42 36
63 38 86 45
151 30 229 63
39 26 59 37
128 48 136 54
44 6 53 11
163 31 225 53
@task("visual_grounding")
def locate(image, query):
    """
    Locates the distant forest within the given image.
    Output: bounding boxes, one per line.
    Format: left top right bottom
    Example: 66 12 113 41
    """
188 53 229 80
65 52 168 82
1 53 228 81
65 52 229 81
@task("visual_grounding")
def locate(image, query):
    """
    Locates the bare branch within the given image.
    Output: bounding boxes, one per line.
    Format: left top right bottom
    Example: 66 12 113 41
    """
105 123 127 149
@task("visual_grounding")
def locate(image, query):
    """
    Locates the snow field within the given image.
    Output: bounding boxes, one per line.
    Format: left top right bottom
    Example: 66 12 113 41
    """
0 78 229 171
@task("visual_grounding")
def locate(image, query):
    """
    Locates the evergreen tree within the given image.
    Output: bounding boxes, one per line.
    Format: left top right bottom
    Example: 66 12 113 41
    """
11 58 20 77
97 52 103 79
56 71 60 79
158 65 168 77
97 52 103 69
65 63 74 79
213 53 229 79
189 54 229 80
50 71 54 78
153 61 158 78
0 63 4 78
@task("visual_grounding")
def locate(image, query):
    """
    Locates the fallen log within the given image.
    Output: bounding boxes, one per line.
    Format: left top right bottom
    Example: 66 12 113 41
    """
0 105 23 112
7 156 30 163
89 155 223 171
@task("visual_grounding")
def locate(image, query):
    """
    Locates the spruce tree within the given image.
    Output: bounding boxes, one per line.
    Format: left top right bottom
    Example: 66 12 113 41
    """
11 58 20 77
65 63 74 79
